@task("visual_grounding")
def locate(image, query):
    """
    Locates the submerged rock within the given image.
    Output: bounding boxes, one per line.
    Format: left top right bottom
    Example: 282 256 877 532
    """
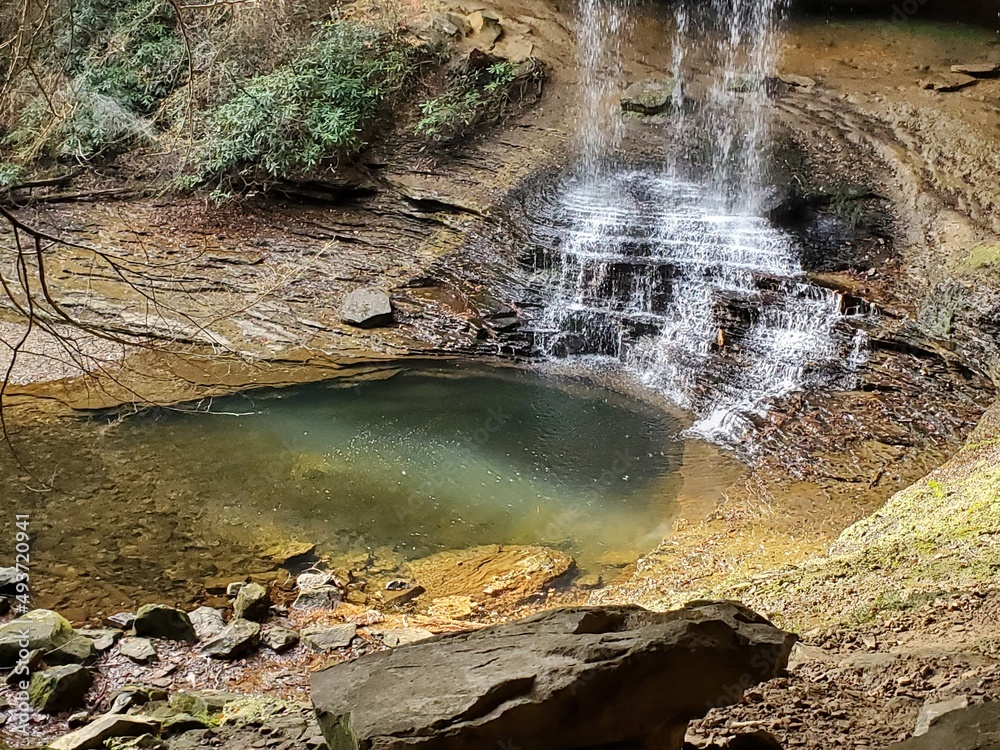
621 78 678 115
264 541 317 566
200 619 260 660
29 664 93 712
203 575 248 596
0 609 75 667
133 605 197 643
311 602 796 750
233 583 271 622
379 585 425 608
339 288 394 329
406 544 574 606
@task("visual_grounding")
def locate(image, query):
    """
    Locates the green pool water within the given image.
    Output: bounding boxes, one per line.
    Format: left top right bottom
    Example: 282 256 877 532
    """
2 362 745 614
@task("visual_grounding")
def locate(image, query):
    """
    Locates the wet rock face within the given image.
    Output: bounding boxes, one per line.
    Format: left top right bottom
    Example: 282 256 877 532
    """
621 79 678 115
310 601 796 750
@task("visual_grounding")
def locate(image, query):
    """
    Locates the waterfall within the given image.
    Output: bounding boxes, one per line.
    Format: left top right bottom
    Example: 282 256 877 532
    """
701 0 790 205
576 0 628 175
532 0 869 451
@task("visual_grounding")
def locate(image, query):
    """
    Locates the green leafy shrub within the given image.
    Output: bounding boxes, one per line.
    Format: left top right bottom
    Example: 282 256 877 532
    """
416 60 517 140
7 81 154 162
197 22 416 184
0 162 24 189
57 0 185 114
1 0 181 166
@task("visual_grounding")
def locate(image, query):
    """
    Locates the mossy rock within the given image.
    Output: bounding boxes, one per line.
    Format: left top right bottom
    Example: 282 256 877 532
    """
962 242 1000 271
620 79 678 115
170 689 246 717
220 695 306 727
0 610 75 668
28 664 93 712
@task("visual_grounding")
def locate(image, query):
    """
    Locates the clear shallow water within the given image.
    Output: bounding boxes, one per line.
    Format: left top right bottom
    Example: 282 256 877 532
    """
117 362 743 573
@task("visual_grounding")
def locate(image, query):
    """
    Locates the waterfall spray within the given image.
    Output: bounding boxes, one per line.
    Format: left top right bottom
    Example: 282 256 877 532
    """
672 0 790 206
533 0 869 452
575 0 627 176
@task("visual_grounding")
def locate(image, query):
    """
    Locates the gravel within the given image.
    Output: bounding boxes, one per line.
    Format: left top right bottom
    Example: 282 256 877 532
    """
0 321 127 385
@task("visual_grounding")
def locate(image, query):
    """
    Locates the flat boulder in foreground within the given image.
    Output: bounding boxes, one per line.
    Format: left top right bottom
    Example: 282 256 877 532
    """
310 601 796 750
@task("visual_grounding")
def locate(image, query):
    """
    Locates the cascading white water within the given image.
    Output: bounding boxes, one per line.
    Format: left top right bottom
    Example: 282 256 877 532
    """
534 0 870 450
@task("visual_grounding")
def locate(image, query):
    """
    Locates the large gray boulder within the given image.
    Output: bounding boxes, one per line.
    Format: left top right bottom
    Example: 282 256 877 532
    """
339 288 394 329
310 601 796 750
621 78 678 115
